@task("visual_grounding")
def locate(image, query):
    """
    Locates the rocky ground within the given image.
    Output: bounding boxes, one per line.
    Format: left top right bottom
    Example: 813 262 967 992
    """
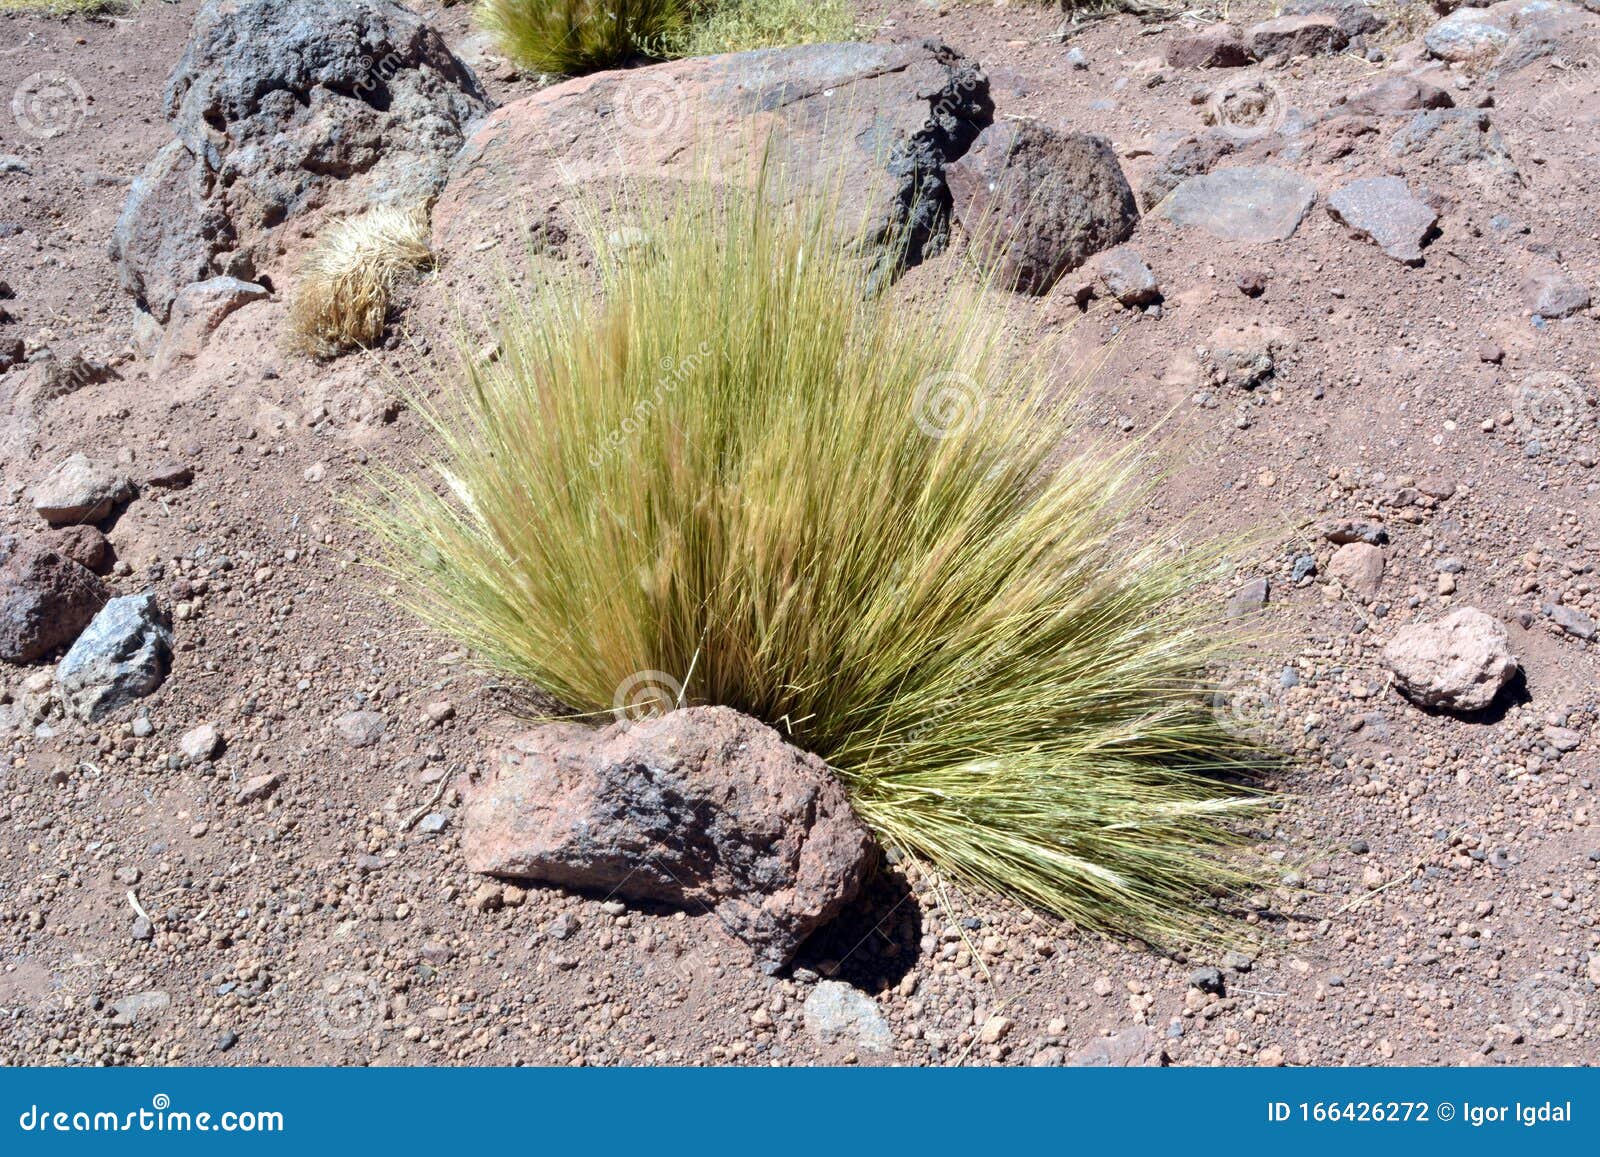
1 0 1598 1067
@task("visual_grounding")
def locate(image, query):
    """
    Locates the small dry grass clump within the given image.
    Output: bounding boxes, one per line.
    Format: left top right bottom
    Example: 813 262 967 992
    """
477 0 689 75
370 176 1273 947
289 206 433 358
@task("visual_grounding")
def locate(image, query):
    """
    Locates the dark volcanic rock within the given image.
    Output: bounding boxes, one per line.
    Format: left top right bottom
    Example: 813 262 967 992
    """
464 706 876 973
947 118 1138 295
111 0 490 321
0 536 108 664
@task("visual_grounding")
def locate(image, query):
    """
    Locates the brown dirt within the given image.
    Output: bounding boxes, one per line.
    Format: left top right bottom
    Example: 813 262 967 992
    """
1 0 1597 1066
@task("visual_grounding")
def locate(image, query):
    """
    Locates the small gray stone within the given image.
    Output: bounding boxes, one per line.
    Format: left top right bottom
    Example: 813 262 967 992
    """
1326 176 1438 264
1523 273 1590 319
179 722 222 762
417 812 449 834
1323 519 1388 546
1093 248 1161 305
1546 604 1597 641
110 989 171 1026
333 709 387 748
1228 577 1271 619
804 981 893 1054
56 594 173 721
1157 167 1317 243
131 916 154 941
1190 966 1226 994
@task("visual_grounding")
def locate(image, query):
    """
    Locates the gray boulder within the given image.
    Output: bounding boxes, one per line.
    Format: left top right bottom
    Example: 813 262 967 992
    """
110 0 490 321
1424 10 1512 59
463 706 876 973
1157 166 1317 243
56 594 174 720
31 454 133 526
947 118 1138 295
0 536 108 664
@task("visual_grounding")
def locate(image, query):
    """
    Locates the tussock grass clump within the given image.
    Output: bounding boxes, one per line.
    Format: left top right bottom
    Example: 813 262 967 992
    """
667 0 855 56
369 180 1272 946
0 0 127 13
289 206 433 358
477 0 689 76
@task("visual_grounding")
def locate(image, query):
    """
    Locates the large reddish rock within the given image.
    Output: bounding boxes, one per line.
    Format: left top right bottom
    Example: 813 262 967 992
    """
433 41 992 289
0 536 109 664
946 119 1138 294
463 706 876 973
1164 28 1255 69
1246 13 1351 57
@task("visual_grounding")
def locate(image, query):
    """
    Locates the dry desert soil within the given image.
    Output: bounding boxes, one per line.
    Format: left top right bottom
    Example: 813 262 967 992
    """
1 0 1598 1067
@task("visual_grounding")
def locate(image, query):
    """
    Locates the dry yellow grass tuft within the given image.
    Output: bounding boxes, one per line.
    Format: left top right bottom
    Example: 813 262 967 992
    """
289 205 433 358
